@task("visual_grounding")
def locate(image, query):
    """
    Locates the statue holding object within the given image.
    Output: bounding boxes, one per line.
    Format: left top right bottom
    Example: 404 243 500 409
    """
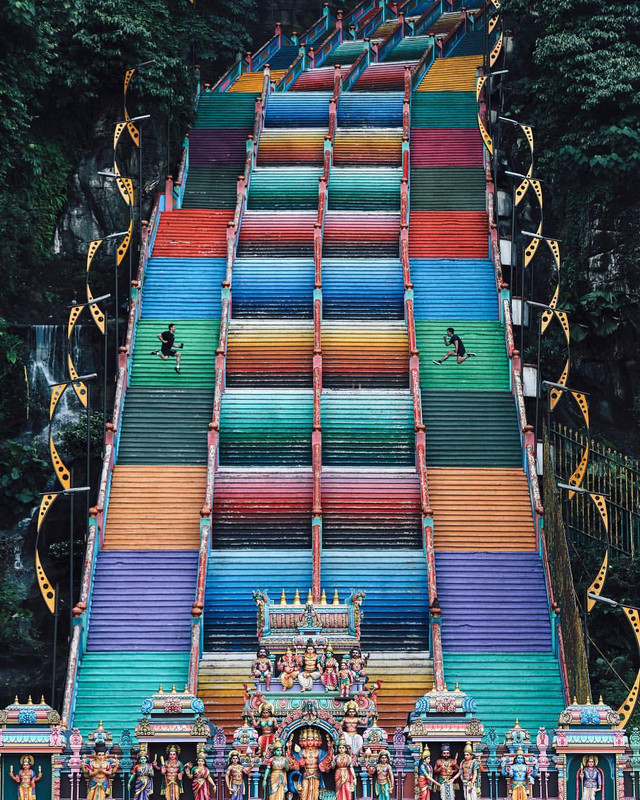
368 750 394 800
82 744 120 800
341 701 365 757
185 751 216 800
277 648 300 691
348 647 369 683
501 749 537 800
262 740 288 800
417 745 438 800
578 756 603 800
251 646 272 691
225 751 251 800
334 739 356 800
160 745 184 800
459 743 480 800
287 726 333 800
10 755 42 800
129 749 155 800
320 643 339 691
338 661 354 699
253 701 278 754
298 641 323 692
433 744 459 800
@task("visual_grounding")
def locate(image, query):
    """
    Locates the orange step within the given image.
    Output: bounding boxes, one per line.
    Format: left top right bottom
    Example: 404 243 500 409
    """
368 652 433 731
199 653 255 739
418 55 483 92
429 468 537 551
103 466 206 549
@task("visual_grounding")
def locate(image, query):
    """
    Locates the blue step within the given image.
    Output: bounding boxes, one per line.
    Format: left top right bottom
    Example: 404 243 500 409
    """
142 258 225 319
323 259 404 320
232 258 314 319
322 550 429 649
204 549 312 650
337 93 404 127
411 259 498 320
265 93 331 127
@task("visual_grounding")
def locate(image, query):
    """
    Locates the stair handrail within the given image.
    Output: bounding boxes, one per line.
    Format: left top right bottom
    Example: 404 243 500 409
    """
439 5 485 57
344 0 378 30
410 39 436 89
358 6 386 41
374 12 408 62
413 0 447 37
187 66 271 694
301 3 335 46
341 40 373 92
62 188 162 728
173 135 189 210
275 4 338 91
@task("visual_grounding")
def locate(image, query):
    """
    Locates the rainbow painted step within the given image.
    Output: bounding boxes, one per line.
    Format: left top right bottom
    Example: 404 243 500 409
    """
142 258 225 320
411 259 497 321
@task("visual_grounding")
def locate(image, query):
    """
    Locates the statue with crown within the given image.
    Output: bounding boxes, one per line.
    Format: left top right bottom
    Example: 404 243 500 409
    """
501 747 537 800
287 726 334 800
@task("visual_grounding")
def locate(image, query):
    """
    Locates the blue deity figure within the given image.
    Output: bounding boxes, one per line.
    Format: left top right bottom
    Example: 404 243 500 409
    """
501 750 536 800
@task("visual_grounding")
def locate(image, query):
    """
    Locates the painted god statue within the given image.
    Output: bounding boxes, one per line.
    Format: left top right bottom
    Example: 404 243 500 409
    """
10 755 42 800
433 745 459 800
341 701 364 757
459 743 480 800
251 646 272 690
129 750 155 800
320 643 339 691
337 661 354 699
185 752 215 800
287 726 333 800
225 751 251 800
263 740 288 800
368 751 394 800
347 647 369 683
417 745 438 800
160 745 184 800
578 756 602 800
254 701 278 754
501 750 536 800
82 745 120 800
277 648 300 690
334 739 356 800
298 641 322 692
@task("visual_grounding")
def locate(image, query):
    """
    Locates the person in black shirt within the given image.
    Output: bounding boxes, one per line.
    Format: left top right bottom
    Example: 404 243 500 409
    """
151 323 183 373
432 327 476 365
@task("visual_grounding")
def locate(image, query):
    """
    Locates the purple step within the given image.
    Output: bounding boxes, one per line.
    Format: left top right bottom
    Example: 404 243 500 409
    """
87 551 198 651
435 552 552 652
189 129 251 167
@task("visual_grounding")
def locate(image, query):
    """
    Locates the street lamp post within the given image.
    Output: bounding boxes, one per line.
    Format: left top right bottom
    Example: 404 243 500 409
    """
114 114 151 241
97 231 129 373
528 302 571 439
98 171 135 290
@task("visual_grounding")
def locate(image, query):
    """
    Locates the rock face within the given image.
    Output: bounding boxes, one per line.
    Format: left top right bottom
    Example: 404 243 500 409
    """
54 108 165 262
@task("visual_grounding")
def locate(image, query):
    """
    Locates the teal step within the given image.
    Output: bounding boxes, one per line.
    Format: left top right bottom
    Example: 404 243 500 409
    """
73 652 190 739
443 652 565 736
411 92 477 128
328 168 401 211
193 93 257 128
410 167 486 211
422 390 522 467
416 321 511 391
248 168 322 210
183 167 238 209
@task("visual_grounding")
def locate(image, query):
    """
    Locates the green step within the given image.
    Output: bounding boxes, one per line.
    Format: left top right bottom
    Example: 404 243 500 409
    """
411 92 477 128
118 388 214 465
443 652 565 736
423 390 522 467
194 93 257 128
416 321 511 391
130 320 219 388
73 652 190 739
248 168 322 210
410 167 486 211
183 167 238 209
329 168 401 211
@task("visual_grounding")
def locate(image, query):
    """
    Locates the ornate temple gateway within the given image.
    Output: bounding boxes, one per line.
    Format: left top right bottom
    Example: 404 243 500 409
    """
16 1 640 800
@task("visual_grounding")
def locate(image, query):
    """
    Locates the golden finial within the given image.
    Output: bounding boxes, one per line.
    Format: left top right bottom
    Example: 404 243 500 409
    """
586 693 592 705
40 695 46 705
572 696 578 705
27 696 33 705
171 685 177 694
598 696 605 705
454 682 460 691
14 696 19 705
320 589 327 605
306 589 313 604
280 589 288 606
293 589 301 605
332 589 340 605
158 685 164 694
184 684 189 693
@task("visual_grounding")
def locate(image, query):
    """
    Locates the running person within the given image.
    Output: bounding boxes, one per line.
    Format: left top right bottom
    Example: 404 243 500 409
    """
151 323 183 372
432 327 476 365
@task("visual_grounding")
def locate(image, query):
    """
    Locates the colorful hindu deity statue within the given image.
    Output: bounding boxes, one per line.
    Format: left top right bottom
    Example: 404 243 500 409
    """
368 750 394 800
433 744 459 800
10 755 42 800
459 743 480 800
253 701 278 754
277 647 300 690
298 641 322 692
341 701 364 757
129 748 155 800
251 646 272 690
185 750 215 800
578 756 602 800
347 647 369 683
501 749 536 800
225 751 251 800
287 726 333 800
417 745 438 800
160 745 184 800
82 744 120 800
262 740 288 800
337 661 354 699
334 738 356 800
320 643 339 691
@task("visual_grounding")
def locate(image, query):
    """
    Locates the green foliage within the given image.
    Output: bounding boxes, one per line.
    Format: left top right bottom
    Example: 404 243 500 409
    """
59 412 104 463
0 440 49 522
0 574 40 654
